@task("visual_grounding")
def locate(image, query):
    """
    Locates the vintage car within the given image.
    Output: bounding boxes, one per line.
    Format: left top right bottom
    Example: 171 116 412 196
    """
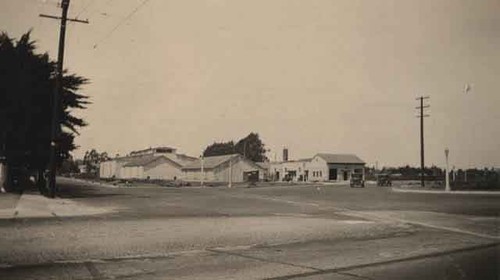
376 173 392 186
350 173 365 188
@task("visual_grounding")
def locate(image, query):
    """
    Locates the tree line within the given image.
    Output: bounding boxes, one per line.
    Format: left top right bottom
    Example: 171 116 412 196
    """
203 132 268 162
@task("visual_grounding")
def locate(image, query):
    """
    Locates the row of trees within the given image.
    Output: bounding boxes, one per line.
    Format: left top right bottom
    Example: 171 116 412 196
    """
203 133 268 162
0 31 89 192
365 165 499 189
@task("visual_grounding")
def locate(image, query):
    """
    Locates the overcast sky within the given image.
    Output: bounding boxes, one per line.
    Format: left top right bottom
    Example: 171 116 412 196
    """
1 0 499 168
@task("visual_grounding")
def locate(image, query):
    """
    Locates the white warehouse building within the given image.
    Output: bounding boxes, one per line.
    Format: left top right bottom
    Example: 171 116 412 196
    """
182 154 266 183
99 147 196 180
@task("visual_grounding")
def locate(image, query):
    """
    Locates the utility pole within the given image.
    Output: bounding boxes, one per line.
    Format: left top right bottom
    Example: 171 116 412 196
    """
416 96 430 187
445 148 450 192
228 157 233 188
40 0 89 198
200 156 204 187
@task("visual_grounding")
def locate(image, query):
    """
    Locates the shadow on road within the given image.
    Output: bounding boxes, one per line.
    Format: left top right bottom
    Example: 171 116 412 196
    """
13 180 127 199
55 183 128 199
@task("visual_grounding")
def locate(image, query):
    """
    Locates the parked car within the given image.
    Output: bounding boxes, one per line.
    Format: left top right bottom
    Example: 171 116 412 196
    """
350 173 365 188
376 174 392 186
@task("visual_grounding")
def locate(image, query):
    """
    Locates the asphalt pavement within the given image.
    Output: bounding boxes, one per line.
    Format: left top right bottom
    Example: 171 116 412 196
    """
0 178 498 279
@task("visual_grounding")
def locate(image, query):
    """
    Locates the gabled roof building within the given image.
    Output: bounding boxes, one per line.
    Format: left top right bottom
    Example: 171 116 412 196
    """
99 147 196 180
269 153 366 182
182 154 266 183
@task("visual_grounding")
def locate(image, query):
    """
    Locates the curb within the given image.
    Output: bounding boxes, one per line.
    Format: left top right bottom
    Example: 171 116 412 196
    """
392 187 500 195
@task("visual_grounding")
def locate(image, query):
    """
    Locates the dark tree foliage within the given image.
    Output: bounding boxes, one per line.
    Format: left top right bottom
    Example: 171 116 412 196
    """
203 141 235 157
58 156 80 175
203 133 268 162
235 133 268 162
0 31 89 176
83 149 109 176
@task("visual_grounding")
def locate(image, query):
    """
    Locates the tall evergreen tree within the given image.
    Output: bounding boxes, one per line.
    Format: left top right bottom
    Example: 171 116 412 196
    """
203 141 235 157
0 31 89 191
202 133 268 162
235 133 268 162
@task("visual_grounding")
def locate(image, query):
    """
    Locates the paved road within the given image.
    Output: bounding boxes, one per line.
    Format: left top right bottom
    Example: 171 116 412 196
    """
0 178 498 279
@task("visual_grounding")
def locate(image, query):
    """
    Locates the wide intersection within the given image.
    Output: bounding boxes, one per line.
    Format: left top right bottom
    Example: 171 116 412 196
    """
0 178 498 279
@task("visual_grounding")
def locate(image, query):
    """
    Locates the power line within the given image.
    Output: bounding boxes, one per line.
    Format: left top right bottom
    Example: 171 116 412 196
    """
93 0 153 49
74 0 96 19
75 0 116 21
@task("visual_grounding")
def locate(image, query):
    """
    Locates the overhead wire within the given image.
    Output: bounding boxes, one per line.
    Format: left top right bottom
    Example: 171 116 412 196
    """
93 0 153 49
74 0 96 19
76 0 116 20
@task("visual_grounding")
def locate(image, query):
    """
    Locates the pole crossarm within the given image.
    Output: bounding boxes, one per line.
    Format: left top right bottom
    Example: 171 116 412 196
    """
39 14 89 24
38 0 87 198
416 95 430 187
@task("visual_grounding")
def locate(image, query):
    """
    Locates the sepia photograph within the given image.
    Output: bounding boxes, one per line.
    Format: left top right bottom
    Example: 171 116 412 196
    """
0 0 499 279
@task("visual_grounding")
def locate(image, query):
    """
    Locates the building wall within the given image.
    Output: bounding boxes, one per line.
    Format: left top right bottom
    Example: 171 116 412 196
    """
99 160 127 179
99 161 113 178
213 158 262 183
182 158 263 183
144 158 182 180
121 166 143 179
326 163 365 181
306 156 329 181
307 156 365 182
270 161 309 182
182 169 216 182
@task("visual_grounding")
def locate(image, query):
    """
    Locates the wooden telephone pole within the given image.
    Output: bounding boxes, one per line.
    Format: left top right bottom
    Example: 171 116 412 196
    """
40 0 88 198
416 96 430 187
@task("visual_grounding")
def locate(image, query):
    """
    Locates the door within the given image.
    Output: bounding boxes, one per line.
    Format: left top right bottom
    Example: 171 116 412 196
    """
329 169 337 181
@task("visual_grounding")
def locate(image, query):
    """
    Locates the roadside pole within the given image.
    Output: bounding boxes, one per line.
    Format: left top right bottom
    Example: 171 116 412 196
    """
416 96 430 187
445 148 450 192
228 157 232 188
40 0 88 198
200 156 204 187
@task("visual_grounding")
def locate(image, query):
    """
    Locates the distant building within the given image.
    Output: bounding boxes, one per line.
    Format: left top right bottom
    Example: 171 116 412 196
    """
308 154 365 182
269 153 365 182
182 154 266 183
270 158 311 182
99 147 196 180
255 162 271 181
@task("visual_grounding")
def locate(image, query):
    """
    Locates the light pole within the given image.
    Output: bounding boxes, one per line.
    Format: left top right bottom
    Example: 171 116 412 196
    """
445 148 450 192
